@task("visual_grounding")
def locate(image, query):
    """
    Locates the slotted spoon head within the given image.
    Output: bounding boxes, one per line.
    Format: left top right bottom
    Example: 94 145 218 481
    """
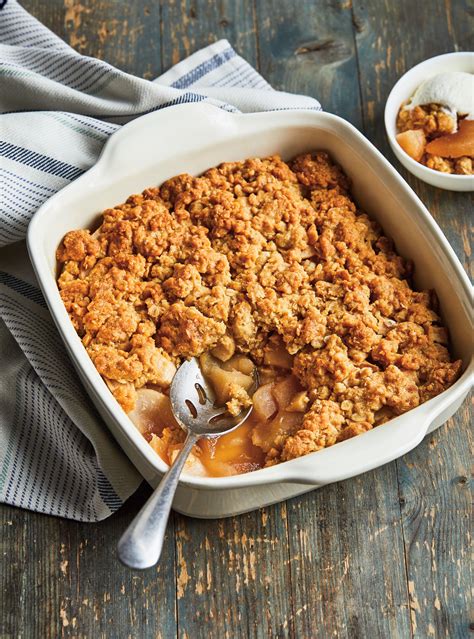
117 357 258 569
169 357 256 437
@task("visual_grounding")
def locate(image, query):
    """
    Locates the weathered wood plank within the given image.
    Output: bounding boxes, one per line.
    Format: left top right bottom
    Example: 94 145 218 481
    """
160 0 258 69
174 505 294 638
255 0 363 126
0 504 27 637
287 467 413 638
447 0 473 53
21 0 163 79
19 0 67 41
1 484 178 639
352 1 473 637
397 402 472 639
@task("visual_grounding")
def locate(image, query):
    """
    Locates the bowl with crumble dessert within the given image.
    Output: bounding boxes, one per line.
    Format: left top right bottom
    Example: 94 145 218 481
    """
28 104 472 518
385 52 474 191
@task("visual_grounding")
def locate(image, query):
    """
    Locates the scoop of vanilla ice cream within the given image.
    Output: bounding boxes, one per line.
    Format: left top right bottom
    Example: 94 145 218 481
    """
405 72 474 120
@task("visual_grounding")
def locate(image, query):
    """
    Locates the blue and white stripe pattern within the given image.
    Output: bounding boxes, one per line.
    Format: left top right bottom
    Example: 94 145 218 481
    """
0 0 321 521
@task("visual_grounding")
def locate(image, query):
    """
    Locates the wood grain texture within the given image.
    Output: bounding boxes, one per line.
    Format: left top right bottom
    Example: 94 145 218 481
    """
161 0 258 69
3 1 472 638
174 506 294 638
397 403 472 639
287 468 412 638
66 1 163 79
2 484 178 638
255 0 363 126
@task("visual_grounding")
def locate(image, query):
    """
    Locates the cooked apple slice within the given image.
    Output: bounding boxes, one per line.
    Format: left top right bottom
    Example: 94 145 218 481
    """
396 129 426 161
168 445 209 476
221 354 254 375
263 341 294 369
199 352 253 405
256 366 281 385
251 410 303 453
128 388 177 435
286 391 309 412
272 376 302 411
214 368 253 405
149 433 169 460
253 383 278 421
211 334 236 361
425 119 474 158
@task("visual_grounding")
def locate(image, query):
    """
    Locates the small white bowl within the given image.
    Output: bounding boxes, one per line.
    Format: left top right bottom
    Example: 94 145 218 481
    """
385 52 474 192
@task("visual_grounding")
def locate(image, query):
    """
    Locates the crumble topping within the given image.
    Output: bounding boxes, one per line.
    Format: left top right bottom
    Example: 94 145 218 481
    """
397 104 457 137
57 152 462 472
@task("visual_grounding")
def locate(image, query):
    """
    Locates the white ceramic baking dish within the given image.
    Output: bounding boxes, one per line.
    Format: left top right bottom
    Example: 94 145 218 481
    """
27 104 473 518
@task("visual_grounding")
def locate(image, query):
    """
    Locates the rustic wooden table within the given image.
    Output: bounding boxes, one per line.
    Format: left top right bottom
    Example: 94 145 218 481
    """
1 1 472 638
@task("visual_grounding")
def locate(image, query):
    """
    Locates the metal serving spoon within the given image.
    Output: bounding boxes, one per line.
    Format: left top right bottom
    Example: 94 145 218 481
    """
117 357 256 569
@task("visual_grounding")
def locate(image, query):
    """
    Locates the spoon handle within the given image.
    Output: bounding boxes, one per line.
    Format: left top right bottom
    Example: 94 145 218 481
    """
117 431 199 569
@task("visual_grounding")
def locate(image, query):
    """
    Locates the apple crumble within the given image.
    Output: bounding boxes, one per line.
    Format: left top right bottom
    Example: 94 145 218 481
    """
57 152 462 476
395 72 474 174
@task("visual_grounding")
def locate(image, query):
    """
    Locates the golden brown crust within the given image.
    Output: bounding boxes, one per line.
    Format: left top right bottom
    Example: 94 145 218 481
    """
57 151 462 468
397 103 456 137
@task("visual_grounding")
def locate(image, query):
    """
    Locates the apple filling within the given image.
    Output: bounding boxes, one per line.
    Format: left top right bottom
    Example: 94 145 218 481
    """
127 343 306 477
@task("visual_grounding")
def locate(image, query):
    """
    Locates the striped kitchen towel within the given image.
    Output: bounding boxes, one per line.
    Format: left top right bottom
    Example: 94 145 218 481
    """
0 0 321 521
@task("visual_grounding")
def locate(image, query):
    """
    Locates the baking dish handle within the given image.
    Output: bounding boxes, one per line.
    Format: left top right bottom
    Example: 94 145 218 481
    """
273 403 436 486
